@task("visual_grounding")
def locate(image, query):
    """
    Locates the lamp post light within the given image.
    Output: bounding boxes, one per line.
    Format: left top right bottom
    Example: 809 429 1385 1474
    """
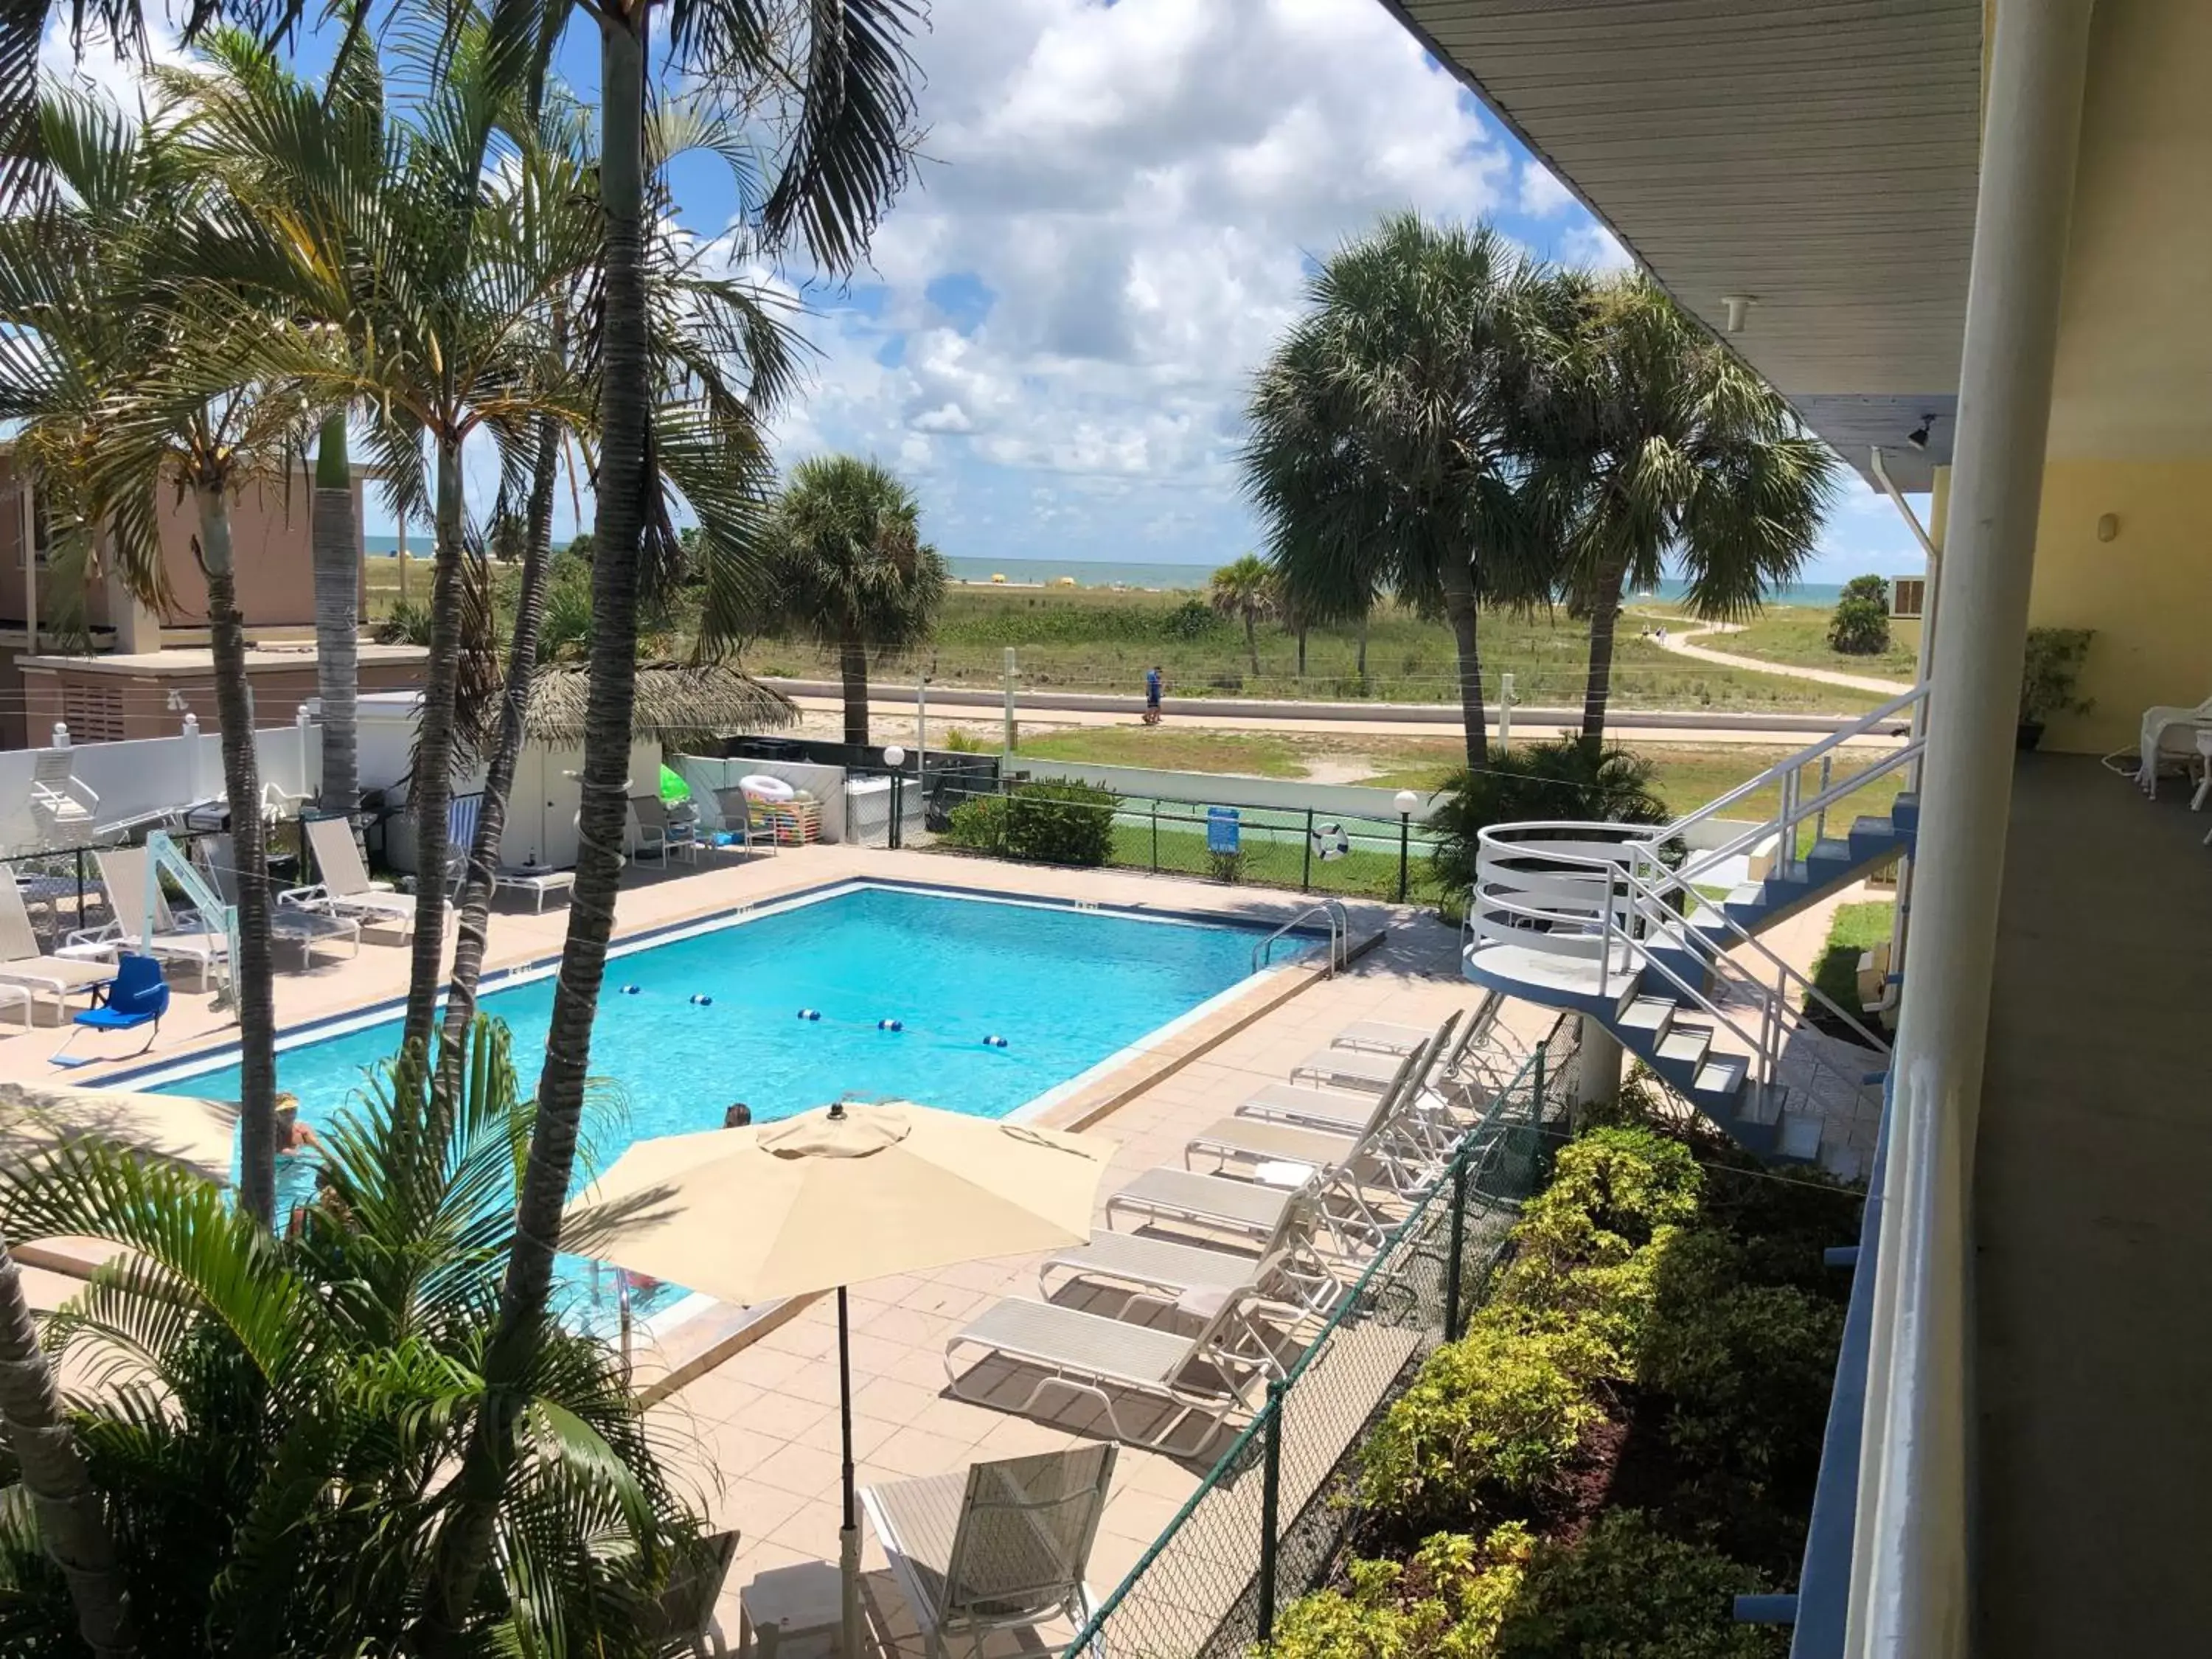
883 745 907 850
1394 789 1419 905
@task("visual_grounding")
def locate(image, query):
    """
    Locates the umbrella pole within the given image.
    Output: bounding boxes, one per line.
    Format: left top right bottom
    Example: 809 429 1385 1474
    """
838 1286 860 1659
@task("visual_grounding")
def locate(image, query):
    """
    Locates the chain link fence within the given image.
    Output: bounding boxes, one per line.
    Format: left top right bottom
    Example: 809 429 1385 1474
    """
1062 1012 1584 1659
928 773 1450 905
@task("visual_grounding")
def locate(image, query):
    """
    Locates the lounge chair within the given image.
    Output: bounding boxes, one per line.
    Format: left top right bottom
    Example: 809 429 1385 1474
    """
639 1528 739 1658
945 1285 1283 1453
1041 1189 1341 1318
710 788 775 856
1186 1042 1444 1201
442 793 483 894
195 836 360 967
860 1446 1116 1659
628 795 699 865
282 816 422 939
1331 991 1502 1058
68 847 230 987
0 878 116 1020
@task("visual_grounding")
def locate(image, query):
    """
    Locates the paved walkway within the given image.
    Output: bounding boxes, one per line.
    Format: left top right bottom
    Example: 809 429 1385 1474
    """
1646 622 1913 698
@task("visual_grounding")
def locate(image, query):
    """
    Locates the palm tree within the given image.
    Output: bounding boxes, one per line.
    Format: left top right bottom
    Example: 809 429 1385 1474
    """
0 1229 137 1658
1242 213 1550 768
432 4 919 1624
0 1021 706 1652
310 413 361 813
0 88 288 1230
765 456 944 747
1209 553 1276 676
1531 274 1839 745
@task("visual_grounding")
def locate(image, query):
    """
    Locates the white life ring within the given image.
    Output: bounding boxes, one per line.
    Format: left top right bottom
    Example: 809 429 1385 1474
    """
739 773 796 803
1311 821 1351 862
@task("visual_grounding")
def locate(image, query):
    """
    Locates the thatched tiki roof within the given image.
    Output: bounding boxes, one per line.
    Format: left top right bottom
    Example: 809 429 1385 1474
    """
523 663 797 748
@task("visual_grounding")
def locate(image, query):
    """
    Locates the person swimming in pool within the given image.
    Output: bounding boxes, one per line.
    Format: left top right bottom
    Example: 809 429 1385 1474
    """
723 1102 753 1129
274 1094 322 1155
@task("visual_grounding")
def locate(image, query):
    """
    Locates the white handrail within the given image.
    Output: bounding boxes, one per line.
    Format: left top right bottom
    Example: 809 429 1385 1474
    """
1672 729 1927 889
1253 899 1349 976
1658 684 1927 844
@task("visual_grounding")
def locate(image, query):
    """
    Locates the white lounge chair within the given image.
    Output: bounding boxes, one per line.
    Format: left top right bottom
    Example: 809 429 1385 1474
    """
639 1528 739 1658
860 1446 1116 1659
194 836 360 967
0 878 113 1021
945 1287 1283 1454
1041 1189 1341 1318
1186 1043 1444 1201
67 847 230 987
1332 992 1501 1059
282 816 422 939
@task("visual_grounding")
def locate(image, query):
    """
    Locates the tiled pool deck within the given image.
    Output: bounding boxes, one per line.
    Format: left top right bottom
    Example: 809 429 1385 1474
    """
0 845 1542 1655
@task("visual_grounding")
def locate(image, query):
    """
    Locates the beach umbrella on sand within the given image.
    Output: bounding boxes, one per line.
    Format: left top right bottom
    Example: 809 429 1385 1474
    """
564 1099 1113 1657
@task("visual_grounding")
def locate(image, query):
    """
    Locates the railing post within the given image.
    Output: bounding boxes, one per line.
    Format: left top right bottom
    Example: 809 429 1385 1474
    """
1815 754 1834 846
1443 1150 1470 1342
1256 1378 1285 1646
1150 801 1159 873
74 847 86 931
1300 809 1313 893
1397 811 1411 904
1533 1039 1547 1116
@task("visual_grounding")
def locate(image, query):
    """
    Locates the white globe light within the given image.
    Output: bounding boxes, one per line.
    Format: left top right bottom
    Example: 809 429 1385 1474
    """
883 745 907 768
1394 790 1420 815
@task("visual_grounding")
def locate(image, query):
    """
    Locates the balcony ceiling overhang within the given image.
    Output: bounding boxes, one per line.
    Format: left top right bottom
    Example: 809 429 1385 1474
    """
1383 0 1984 491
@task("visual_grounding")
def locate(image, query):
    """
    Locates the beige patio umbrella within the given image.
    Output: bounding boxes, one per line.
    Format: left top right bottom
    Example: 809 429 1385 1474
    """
563 1099 1114 1657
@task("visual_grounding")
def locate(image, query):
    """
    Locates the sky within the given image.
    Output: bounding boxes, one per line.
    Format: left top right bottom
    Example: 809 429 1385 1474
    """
47 0 1933 580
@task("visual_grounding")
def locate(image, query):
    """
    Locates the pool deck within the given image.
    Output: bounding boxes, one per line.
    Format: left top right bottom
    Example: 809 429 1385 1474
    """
1 844 1535 1656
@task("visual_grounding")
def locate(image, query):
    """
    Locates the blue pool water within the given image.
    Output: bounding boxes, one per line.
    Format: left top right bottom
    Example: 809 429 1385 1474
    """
139 885 1277 1320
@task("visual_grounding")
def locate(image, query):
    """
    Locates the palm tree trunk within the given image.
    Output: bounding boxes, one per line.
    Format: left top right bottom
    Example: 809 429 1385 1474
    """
1579 554 1628 748
438 413 560 1081
0 1231 137 1658
310 413 361 813
196 487 278 1228
431 13 651 1630
1244 613 1258 675
838 635 869 748
400 438 467 1056
1439 555 1489 768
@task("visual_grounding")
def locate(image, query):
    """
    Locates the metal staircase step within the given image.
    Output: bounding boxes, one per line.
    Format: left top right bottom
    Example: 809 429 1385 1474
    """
1804 837 1855 866
1654 1026 1712 1069
1891 793 1919 830
1726 882 1764 908
1848 815 1897 842
1777 1113 1826 1161
1694 1054 1749 1098
1618 996 1676 1039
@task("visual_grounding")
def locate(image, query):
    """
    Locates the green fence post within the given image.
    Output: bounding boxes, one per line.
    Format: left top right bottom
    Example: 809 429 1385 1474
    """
1300 809 1313 893
1397 810 1410 904
1533 1038 1548 1113
1442 1149 1470 1342
1150 801 1159 873
1256 1377 1286 1646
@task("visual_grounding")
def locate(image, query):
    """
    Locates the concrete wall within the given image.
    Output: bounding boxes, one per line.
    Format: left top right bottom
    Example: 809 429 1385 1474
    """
0 722 322 852
2020 458 2212 754
676 754 849 843
19 653 424 745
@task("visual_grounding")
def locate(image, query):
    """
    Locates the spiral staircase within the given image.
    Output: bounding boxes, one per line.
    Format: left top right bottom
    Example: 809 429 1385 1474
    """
1464 686 1927 1162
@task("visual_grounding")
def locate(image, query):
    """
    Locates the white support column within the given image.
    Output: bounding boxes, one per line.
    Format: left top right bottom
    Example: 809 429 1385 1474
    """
1850 3 2095 1657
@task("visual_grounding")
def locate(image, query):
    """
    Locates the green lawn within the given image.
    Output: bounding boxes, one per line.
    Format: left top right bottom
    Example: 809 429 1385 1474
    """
1014 726 1310 778
1806 900 1897 1029
1685 603 1922 684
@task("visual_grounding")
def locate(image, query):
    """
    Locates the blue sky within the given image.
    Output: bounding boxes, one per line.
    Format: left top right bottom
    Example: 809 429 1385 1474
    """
56 0 1931 580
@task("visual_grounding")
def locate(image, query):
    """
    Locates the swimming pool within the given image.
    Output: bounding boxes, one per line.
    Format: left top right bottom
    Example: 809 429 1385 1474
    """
131 883 1293 1320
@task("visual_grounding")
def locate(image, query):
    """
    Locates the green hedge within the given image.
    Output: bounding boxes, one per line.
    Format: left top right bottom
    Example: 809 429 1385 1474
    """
942 779 1117 866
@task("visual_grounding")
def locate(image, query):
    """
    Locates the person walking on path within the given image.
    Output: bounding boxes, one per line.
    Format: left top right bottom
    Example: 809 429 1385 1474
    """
1144 664 1164 726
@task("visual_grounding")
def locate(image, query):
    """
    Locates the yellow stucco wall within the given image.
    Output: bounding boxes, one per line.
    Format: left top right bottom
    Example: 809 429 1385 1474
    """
2025 458 2212 754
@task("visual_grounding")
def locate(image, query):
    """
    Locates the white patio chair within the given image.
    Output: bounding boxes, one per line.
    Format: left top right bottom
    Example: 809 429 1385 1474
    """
860 1445 1117 1659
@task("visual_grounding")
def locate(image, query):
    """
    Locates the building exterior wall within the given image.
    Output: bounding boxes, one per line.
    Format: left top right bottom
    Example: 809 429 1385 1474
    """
2024 456 2212 754
19 655 425 745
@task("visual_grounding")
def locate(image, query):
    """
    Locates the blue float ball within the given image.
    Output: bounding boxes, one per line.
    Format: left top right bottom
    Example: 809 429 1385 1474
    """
878 1018 903 1032
621 984 641 996
692 994 714 1007
984 1034 1008 1048
798 1008 821 1021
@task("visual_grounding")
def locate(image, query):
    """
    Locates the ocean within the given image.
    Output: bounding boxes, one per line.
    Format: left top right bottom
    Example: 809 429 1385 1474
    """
359 535 1851 606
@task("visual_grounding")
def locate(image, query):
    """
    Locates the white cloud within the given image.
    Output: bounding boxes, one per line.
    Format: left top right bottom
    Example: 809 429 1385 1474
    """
767 0 1510 560
1560 223 1635 274
1517 160 1574 217
40 10 191 114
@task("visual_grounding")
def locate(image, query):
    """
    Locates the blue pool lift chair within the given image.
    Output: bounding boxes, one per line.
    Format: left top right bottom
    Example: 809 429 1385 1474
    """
53 953 170 1065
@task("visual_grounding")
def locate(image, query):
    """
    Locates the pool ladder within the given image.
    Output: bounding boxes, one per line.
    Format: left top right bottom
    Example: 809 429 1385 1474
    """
1253 900 1350 977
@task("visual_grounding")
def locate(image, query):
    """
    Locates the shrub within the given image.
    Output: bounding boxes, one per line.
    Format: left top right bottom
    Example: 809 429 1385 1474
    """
1165 595 1221 639
2019 626 2095 724
1357 1326 1603 1526
1427 736 1669 890
1497 1510 1784 1659
1826 575 1891 655
941 792 1008 853
1270 1527 1534 1659
1636 1230 1846 1479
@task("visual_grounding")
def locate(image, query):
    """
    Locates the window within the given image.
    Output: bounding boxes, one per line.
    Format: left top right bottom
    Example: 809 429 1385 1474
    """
60 681 125 743
1891 577 1926 619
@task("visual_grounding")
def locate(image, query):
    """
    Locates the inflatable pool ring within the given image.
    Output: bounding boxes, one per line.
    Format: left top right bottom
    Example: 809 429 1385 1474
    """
1310 821 1352 863
982 1034 1009 1048
740 773 797 803
877 1018 904 1032
797 1008 822 1021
